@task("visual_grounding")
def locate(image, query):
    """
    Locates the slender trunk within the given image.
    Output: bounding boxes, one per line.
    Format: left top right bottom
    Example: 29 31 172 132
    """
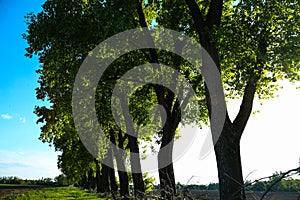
214 119 246 200
87 170 96 191
117 170 129 199
79 174 88 190
120 95 145 198
110 130 130 198
95 159 110 193
95 161 103 193
107 148 118 194
105 145 116 193
128 135 145 198
101 164 110 193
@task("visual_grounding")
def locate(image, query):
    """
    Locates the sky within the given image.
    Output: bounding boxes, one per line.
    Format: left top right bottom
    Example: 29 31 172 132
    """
0 0 60 179
0 1 299 184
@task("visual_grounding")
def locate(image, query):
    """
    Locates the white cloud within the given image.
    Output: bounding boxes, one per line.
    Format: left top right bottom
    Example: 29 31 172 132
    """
19 117 26 123
1 114 12 119
0 150 61 179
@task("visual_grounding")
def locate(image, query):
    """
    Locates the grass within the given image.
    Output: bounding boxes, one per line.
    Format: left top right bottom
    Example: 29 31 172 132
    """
0 186 111 200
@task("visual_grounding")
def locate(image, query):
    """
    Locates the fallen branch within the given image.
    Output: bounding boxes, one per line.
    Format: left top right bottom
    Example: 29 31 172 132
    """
260 167 300 200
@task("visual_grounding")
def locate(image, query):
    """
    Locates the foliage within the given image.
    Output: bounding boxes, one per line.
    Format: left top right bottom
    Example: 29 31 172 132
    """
0 177 54 186
177 177 300 193
216 0 300 100
178 183 220 191
23 0 138 188
24 0 300 199
245 175 300 192
54 174 70 186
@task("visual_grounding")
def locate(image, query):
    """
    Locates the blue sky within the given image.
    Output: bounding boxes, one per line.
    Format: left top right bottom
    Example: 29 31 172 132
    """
0 0 299 184
0 0 60 179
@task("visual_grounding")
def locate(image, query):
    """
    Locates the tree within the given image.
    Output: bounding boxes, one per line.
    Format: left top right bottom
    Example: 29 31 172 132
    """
25 1 299 200
153 0 299 199
24 0 137 197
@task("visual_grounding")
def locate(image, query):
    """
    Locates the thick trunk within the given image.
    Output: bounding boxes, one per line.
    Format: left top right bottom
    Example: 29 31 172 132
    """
214 120 245 200
158 118 177 199
158 163 176 199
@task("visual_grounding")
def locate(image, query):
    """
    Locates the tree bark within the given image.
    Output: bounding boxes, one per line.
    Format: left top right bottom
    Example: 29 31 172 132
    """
158 95 181 199
107 147 118 194
87 169 96 191
95 159 110 193
128 135 145 198
214 118 246 200
158 118 176 199
95 160 103 193
120 95 145 198
111 130 130 198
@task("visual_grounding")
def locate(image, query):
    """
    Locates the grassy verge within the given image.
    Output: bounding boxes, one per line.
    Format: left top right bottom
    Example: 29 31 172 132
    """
0 186 111 200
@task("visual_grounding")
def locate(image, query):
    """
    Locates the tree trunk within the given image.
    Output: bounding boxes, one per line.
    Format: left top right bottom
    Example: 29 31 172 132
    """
158 117 178 199
101 164 110 193
95 159 110 193
108 166 118 197
128 135 145 198
120 96 145 198
105 145 117 194
114 130 130 198
117 170 129 199
214 119 246 200
87 170 96 191
158 163 176 199
95 161 103 193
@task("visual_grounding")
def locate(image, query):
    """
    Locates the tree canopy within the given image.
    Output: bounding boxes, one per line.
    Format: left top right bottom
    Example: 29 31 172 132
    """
24 0 299 199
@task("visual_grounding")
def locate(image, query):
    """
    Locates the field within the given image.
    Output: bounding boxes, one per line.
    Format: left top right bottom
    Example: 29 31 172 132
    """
1 185 299 200
0 185 110 200
185 190 300 200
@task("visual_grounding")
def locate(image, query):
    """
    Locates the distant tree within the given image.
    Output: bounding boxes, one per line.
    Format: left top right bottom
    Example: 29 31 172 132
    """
23 0 125 196
55 174 69 186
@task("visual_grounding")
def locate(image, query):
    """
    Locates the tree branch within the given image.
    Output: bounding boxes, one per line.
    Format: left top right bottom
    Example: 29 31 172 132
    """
260 167 300 200
233 80 257 137
184 0 205 36
205 0 223 28
136 0 171 116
